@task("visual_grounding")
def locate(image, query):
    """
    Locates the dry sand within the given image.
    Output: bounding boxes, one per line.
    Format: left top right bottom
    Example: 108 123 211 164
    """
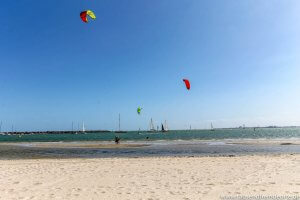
0 155 299 200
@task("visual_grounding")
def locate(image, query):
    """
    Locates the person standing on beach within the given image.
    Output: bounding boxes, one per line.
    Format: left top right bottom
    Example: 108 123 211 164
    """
114 136 120 144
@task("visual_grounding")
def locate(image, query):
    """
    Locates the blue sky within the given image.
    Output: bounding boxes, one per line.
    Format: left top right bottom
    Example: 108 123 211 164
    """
1 0 300 131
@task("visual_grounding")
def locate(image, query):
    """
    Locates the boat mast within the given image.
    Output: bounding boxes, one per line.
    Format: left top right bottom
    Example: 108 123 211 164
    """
82 122 85 132
150 118 155 130
0 121 2 133
119 114 121 132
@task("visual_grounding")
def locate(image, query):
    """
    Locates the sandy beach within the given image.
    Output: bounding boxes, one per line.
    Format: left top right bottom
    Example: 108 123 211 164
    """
0 154 299 200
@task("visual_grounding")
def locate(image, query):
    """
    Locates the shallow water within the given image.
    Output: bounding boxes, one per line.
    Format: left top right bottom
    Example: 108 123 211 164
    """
1 139 299 159
1 128 300 159
1 127 300 143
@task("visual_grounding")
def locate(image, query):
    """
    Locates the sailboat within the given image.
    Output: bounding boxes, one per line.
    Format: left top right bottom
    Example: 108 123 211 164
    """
210 123 215 131
115 114 127 133
162 120 168 132
82 122 85 132
148 118 156 132
82 122 87 134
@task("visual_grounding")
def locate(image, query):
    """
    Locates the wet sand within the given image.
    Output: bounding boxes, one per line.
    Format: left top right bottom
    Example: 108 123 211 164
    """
1 140 300 159
0 142 148 159
0 142 148 148
0 154 299 200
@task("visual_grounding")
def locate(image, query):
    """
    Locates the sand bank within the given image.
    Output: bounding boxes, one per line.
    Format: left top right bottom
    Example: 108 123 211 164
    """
0 154 299 200
0 142 148 149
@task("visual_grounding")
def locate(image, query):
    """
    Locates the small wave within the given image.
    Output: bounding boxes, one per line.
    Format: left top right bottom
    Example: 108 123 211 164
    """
206 141 227 145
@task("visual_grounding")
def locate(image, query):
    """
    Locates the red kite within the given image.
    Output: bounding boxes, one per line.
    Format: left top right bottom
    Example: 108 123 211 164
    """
183 79 190 90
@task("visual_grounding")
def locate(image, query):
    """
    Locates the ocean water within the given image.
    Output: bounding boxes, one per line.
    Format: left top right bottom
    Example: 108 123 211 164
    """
1 128 300 158
1 127 300 142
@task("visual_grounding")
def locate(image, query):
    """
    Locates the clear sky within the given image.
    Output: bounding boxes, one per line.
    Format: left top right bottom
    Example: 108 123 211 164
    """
1 0 300 131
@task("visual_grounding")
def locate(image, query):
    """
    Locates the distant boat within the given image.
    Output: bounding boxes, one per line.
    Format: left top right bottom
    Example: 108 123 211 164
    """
148 118 157 132
162 120 168 132
115 114 127 133
82 122 86 133
161 124 165 132
210 123 215 131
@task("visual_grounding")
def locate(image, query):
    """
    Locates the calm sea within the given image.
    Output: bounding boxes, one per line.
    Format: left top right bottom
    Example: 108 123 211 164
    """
1 127 300 142
1 128 300 158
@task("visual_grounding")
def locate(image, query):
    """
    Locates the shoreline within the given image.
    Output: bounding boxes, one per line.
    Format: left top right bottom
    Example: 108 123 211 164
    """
2 138 300 145
0 139 299 160
1 138 300 149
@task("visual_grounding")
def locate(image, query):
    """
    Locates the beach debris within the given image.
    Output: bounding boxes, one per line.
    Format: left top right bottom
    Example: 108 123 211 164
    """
137 107 142 115
80 10 96 23
280 143 293 145
183 79 190 90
